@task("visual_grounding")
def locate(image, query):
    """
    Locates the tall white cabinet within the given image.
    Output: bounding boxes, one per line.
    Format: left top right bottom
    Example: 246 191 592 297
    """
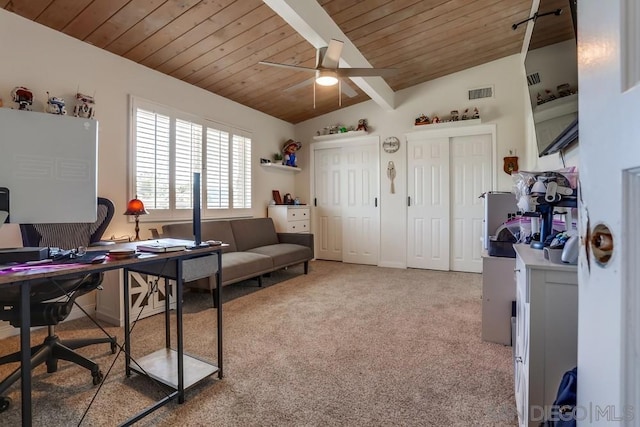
513 244 578 427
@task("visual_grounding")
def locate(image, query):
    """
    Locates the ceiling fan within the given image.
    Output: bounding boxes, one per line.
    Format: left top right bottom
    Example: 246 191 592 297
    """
259 39 397 106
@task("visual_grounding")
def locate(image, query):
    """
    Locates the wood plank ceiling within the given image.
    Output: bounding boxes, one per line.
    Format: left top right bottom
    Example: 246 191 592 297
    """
1 0 574 124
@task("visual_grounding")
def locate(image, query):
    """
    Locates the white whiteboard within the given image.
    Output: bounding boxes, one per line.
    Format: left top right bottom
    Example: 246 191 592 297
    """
0 108 97 223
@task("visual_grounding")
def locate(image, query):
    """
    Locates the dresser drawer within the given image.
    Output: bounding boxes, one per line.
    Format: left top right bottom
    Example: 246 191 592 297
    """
286 220 310 233
287 207 310 221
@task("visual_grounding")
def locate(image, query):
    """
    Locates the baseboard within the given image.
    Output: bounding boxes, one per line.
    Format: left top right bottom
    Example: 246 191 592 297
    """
378 261 407 269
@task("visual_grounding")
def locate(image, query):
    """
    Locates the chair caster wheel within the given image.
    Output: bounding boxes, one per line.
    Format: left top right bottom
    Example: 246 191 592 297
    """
0 396 12 412
92 370 104 385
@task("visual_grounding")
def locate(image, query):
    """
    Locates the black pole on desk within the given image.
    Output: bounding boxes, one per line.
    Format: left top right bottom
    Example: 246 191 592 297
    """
217 250 223 378
123 269 132 376
20 280 32 426
176 259 185 403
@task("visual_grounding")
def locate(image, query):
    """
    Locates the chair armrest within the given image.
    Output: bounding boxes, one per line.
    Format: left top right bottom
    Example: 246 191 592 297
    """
277 233 314 255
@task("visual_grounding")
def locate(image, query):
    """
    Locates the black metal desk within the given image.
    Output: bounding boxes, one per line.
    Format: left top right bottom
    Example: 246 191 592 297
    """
0 240 223 426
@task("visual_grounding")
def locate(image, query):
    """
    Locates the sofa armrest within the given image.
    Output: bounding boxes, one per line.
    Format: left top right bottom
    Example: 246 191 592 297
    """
277 233 314 257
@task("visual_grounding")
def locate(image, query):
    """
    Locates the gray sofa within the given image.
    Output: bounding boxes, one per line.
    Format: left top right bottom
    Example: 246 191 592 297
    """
161 217 313 305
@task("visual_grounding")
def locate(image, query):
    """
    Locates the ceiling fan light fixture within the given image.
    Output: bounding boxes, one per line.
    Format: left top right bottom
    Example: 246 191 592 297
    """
316 70 338 86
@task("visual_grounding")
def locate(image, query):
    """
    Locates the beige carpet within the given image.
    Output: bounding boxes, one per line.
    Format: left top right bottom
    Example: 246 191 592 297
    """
0 260 517 426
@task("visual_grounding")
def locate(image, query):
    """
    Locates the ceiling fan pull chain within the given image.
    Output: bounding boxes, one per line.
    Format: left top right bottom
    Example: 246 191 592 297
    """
339 79 342 106
313 80 316 109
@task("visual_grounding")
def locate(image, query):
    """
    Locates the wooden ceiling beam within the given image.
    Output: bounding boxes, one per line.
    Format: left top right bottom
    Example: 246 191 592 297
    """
263 0 396 112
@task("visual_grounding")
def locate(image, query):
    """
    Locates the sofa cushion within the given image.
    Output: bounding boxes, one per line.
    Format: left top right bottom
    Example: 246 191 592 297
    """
162 220 237 252
247 243 312 268
230 218 279 251
220 251 273 283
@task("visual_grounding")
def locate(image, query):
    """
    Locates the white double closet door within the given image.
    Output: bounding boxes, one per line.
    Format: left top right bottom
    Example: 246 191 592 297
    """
313 138 380 265
407 132 492 273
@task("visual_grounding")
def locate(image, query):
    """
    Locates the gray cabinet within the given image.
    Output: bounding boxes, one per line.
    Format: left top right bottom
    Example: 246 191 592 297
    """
513 244 578 427
481 253 516 345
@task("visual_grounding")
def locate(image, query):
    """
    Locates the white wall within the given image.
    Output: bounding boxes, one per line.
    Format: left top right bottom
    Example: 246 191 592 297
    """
294 54 530 268
0 9 296 245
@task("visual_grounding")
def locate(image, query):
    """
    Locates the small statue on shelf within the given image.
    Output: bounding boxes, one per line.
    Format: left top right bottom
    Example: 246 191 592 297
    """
356 118 368 131
450 110 459 121
431 115 441 124
73 92 96 119
471 107 480 119
415 114 430 125
46 92 67 115
282 139 302 167
11 86 33 111
461 108 469 120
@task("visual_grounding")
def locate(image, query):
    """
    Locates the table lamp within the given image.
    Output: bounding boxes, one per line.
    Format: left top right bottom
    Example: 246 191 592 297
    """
124 196 148 241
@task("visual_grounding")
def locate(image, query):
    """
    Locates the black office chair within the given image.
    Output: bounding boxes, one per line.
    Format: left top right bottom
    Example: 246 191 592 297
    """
0 198 117 412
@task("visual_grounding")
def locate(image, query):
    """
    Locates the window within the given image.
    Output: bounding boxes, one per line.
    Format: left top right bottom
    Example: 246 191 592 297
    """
131 97 251 220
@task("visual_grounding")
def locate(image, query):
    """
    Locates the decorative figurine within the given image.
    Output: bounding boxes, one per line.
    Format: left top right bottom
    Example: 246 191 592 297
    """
415 114 430 125
356 118 368 131
282 139 302 167
471 107 480 119
450 110 459 121
46 92 67 115
461 108 469 120
432 115 441 124
73 92 95 119
11 86 33 110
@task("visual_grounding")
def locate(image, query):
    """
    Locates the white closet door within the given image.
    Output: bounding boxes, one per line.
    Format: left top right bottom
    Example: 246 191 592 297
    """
450 134 492 273
313 148 342 261
407 137 450 270
342 143 379 265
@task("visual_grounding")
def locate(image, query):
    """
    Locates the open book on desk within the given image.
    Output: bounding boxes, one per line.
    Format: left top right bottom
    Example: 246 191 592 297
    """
137 239 188 253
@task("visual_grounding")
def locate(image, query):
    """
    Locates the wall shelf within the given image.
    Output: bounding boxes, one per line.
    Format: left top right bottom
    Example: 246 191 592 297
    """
260 162 301 173
312 130 368 141
413 118 481 130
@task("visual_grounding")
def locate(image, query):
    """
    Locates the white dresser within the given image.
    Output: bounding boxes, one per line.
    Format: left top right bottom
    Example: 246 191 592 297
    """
513 244 578 427
268 205 310 233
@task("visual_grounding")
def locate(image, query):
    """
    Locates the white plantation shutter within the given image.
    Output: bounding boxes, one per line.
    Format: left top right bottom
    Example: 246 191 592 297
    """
131 97 251 220
232 134 251 209
175 119 203 210
135 108 170 209
206 127 230 209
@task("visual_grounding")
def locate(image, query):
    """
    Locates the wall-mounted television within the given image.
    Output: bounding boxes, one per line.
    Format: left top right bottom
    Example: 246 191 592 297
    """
525 0 578 157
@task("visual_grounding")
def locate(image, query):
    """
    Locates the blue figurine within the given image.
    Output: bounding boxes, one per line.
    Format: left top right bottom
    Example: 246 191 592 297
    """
282 139 302 167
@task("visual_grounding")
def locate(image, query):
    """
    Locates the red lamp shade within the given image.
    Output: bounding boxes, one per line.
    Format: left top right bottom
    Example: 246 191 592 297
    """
124 198 148 216
124 197 148 241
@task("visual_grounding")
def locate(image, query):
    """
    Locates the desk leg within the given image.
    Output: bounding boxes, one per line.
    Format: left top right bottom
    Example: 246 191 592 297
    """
176 260 184 404
20 281 32 426
164 278 171 348
123 269 131 377
217 250 223 379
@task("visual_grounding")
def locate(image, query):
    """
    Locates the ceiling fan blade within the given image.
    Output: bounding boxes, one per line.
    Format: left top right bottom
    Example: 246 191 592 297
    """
340 80 358 98
283 78 314 93
259 61 317 72
321 39 343 69
337 68 398 77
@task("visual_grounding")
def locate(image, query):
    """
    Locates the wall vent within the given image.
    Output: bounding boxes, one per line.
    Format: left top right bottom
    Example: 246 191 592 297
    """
468 86 494 100
527 72 541 86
